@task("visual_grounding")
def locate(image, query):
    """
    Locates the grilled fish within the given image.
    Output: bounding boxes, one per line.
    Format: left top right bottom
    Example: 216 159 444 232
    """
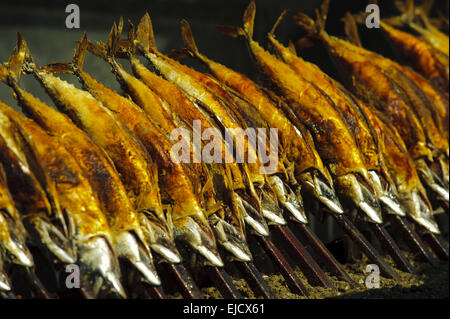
294 3 449 204
73 30 248 262
220 1 383 224
0 101 125 298
1 59 164 285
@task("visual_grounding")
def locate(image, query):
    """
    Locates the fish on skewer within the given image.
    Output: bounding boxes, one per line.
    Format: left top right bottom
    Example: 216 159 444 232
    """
266 11 405 220
67 30 251 262
342 13 449 195
131 13 297 227
353 4 450 91
0 63 163 285
17 35 222 268
178 19 343 219
0 102 126 298
294 2 448 205
219 1 383 225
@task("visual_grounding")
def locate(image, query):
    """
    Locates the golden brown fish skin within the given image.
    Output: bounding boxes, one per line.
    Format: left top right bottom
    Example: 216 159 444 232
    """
79 45 253 259
177 22 346 217
380 22 449 89
134 15 267 189
397 65 449 139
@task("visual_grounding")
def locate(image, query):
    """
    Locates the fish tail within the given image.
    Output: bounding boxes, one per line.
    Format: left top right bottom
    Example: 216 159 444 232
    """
269 10 287 37
342 12 362 47
181 19 200 57
294 0 329 37
216 1 256 41
72 32 89 72
0 33 33 85
135 13 157 54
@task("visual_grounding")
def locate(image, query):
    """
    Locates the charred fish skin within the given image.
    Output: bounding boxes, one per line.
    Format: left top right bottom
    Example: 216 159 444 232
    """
0 101 126 298
220 1 383 224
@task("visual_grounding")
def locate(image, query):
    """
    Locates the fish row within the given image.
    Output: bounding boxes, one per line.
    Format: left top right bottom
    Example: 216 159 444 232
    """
0 1 448 298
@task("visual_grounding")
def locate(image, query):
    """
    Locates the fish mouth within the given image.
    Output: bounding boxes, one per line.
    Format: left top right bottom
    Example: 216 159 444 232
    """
0 215 34 268
0 259 11 291
335 173 383 224
268 175 308 224
416 158 449 203
77 236 127 298
299 171 344 215
137 213 182 264
400 190 441 234
259 185 287 226
26 215 76 264
368 170 406 217
211 216 252 262
236 194 269 236
173 215 224 267
114 231 161 286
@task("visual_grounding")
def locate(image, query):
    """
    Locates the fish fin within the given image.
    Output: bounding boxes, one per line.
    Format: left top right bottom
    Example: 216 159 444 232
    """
167 48 192 61
269 10 287 36
181 19 200 57
243 0 256 39
136 13 157 53
72 32 89 72
216 25 247 40
342 12 363 47
294 37 318 51
294 0 329 36
287 40 297 55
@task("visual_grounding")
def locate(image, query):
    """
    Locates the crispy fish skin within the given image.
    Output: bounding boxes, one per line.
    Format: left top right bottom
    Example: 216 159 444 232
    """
221 2 383 224
179 20 344 217
0 102 125 298
356 96 439 232
380 22 449 89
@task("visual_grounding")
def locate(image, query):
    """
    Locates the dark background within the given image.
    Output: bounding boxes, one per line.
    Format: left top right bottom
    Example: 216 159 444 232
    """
0 0 447 241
